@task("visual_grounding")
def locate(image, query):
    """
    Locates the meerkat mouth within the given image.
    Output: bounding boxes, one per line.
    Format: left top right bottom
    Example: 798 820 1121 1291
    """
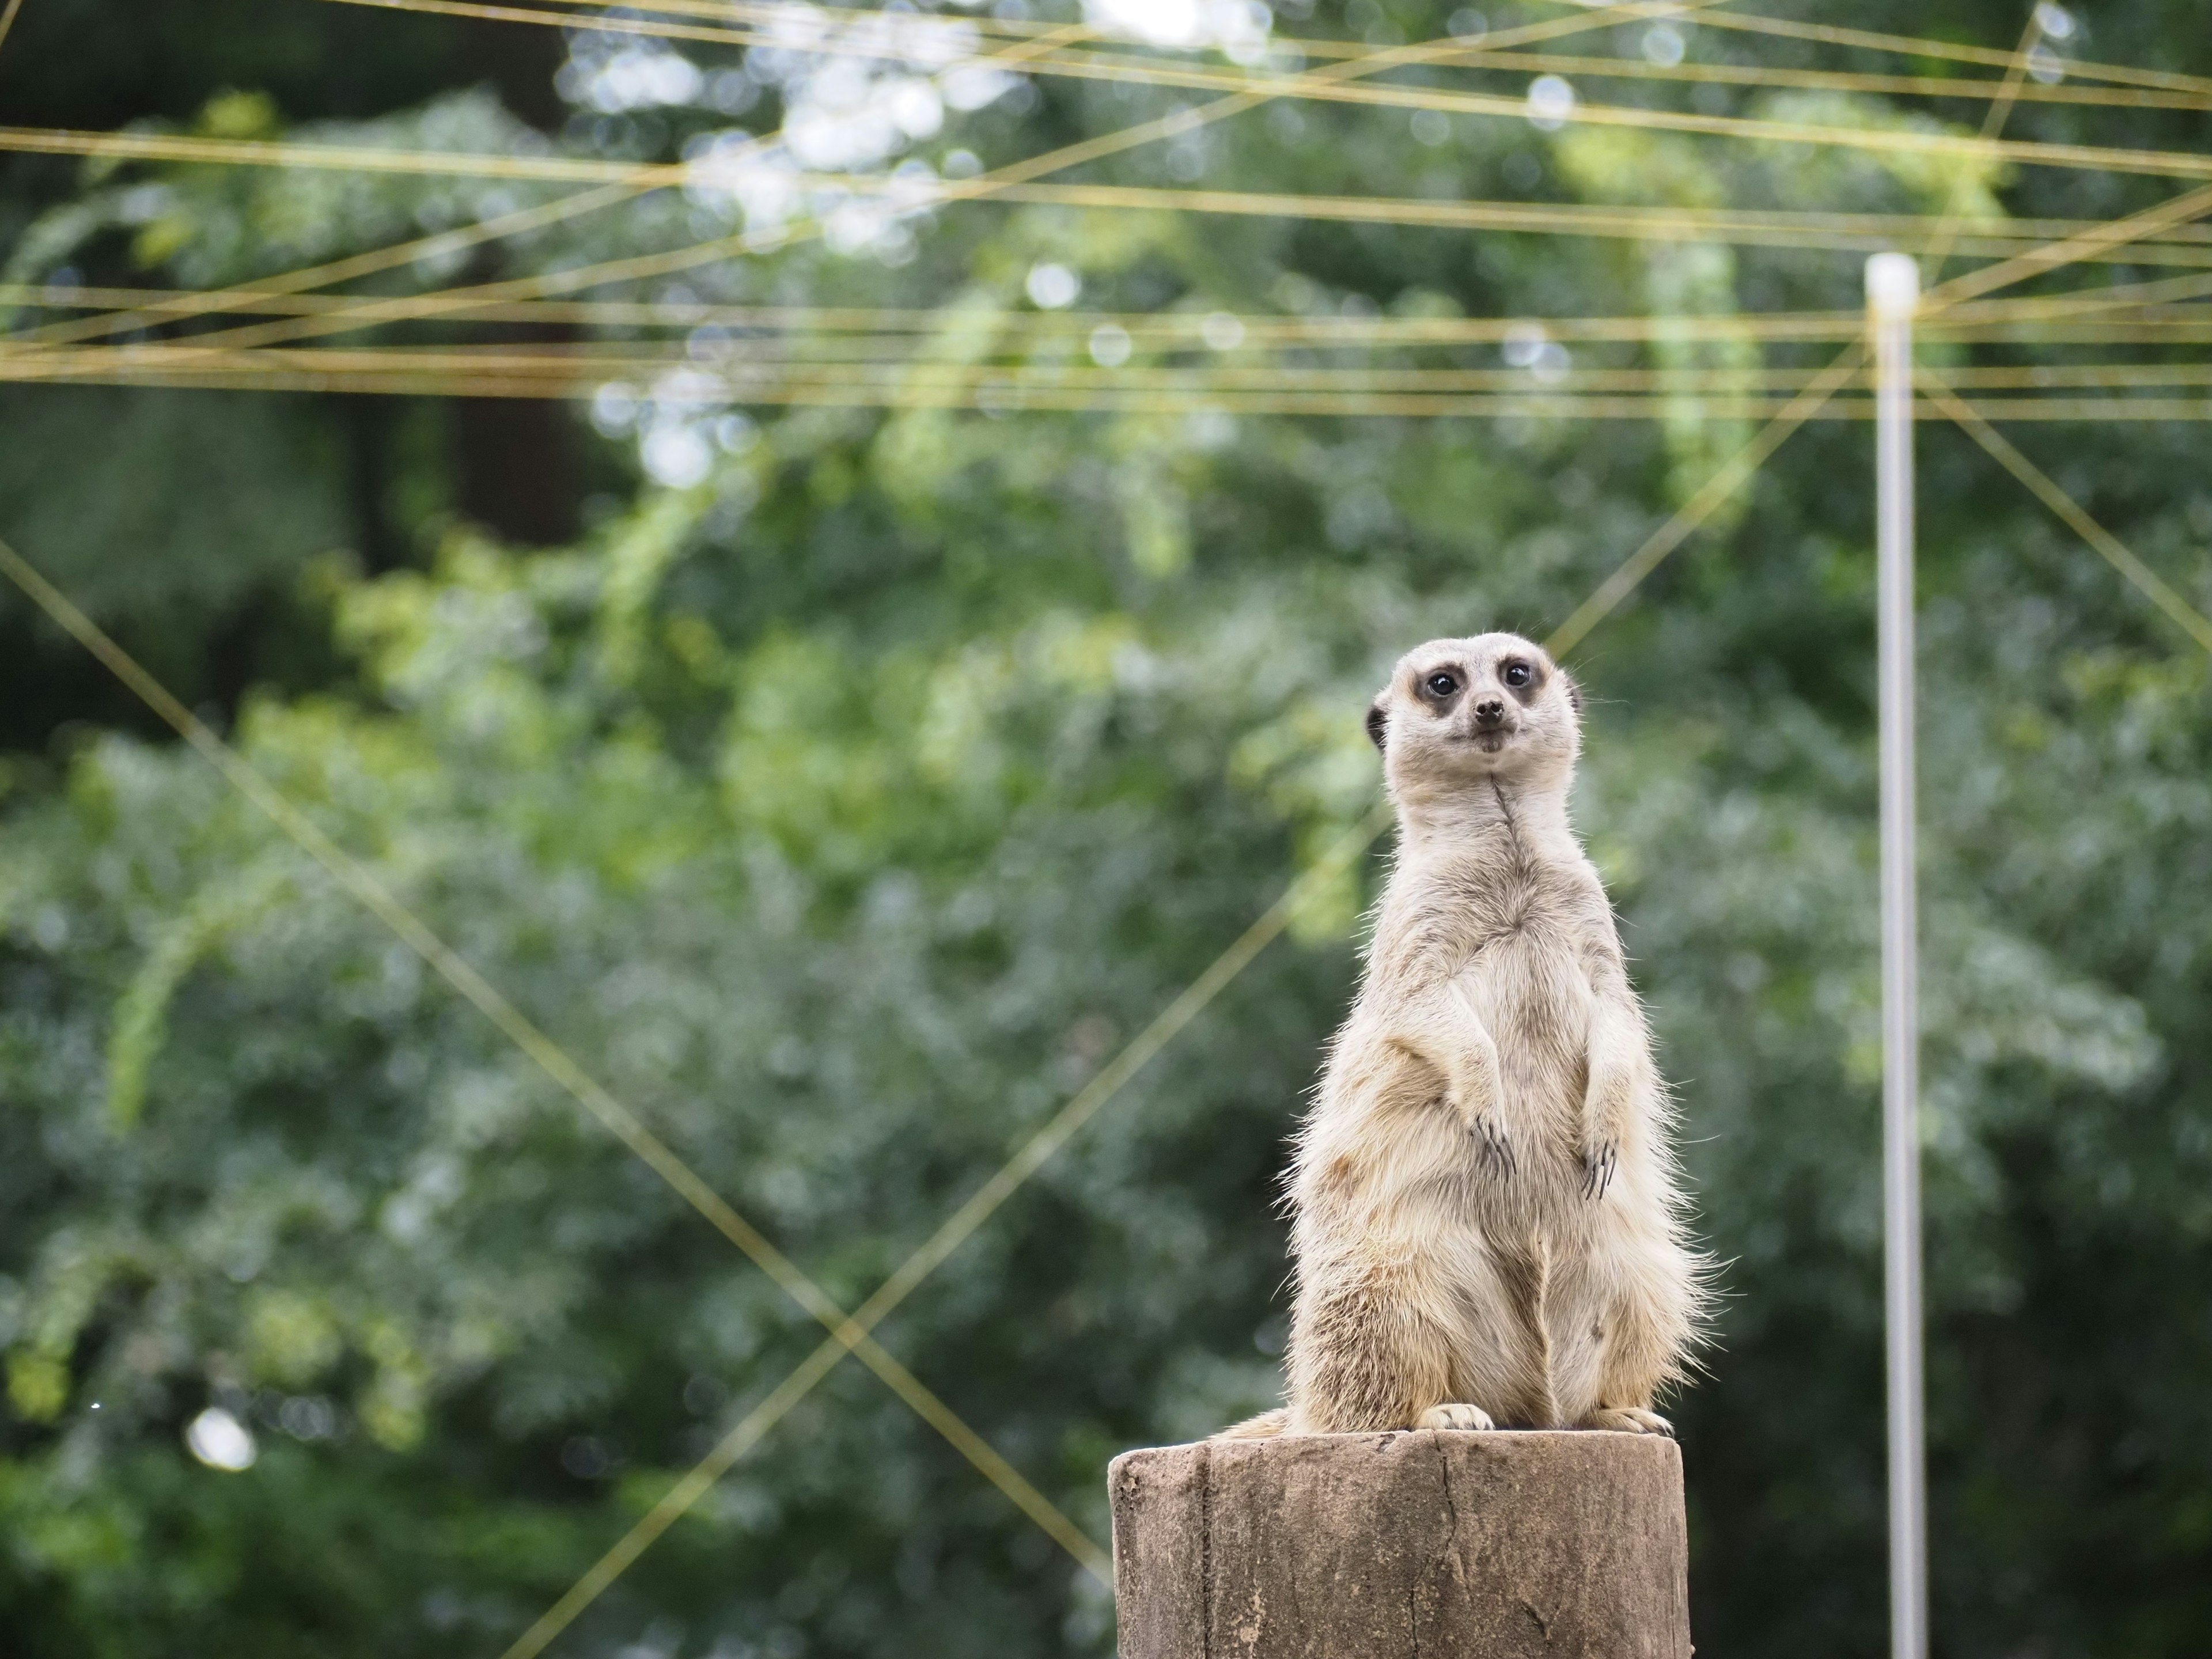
1468 729 1514 752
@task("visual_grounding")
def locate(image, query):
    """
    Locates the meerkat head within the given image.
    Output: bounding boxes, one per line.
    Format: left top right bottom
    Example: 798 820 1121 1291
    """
1365 632 1582 801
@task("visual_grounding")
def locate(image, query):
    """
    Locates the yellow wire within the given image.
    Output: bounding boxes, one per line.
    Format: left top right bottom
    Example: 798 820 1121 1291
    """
336 0 2212 110
882 178 2212 266
1928 181 2212 309
374 0 1700 62
1916 2 2044 291
14 355 2212 421
0 21 1090 352
1443 46 2212 114
316 4 2212 184
0 92 2180 185
0 534 1113 1588
9 270 2211 339
1926 370 2212 654
3 181 658 349
16 0 2210 365
23 335 2212 393
1 185 2195 365
21 8 2212 186
0 122 668 181
0 282 1865 337
13 185 2212 390
21 328 2212 411
2 0 1715 372
1695 7 2212 103
4 0 2158 376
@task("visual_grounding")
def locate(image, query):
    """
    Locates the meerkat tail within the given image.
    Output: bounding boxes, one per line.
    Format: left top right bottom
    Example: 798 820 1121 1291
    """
1528 1230 1559 1429
1215 1408 1291 1440
1493 1230 1560 1428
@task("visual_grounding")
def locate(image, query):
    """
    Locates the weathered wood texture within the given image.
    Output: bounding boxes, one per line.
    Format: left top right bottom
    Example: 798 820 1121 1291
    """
1109 1431 1690 1659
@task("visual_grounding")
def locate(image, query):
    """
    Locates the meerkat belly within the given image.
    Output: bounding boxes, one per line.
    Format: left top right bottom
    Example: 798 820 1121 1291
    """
1456 921 1593 1151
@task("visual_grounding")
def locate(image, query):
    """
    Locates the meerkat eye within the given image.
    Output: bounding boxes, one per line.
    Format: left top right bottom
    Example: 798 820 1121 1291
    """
1501 662 1533 688
1425 671 1459 697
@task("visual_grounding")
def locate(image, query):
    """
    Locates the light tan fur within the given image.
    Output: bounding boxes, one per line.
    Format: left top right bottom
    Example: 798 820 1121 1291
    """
1223 633 1707 1441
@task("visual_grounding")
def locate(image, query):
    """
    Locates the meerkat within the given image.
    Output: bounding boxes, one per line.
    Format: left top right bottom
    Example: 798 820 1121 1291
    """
1225 632 1705 1439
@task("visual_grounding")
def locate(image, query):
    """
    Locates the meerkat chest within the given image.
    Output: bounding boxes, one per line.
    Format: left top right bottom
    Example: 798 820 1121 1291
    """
1438 863 1597 1080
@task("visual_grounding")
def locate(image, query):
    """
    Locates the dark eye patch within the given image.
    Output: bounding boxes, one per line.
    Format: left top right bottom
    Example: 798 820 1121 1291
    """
1425 670 1460 698
1499 660 1541 700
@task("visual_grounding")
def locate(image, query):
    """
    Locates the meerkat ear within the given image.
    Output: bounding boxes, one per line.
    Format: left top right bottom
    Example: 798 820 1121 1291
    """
1365 696 1389 752
1558 668 1582 717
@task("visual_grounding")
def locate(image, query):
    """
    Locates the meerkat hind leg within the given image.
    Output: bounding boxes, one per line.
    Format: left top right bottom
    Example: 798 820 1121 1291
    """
1416 1402 1496 1431
1290 1249 1486 1434
1576 1252 1688 1437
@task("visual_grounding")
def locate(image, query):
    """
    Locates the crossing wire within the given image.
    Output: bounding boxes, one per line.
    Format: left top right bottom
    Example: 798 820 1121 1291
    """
16 184 2212 384
1925 369 2212 656
313 0 2210 176
15 348 2212 423
1692 7 2212 102
23 345 2212 392
2 63 2205 380
0 0 1726 372
0 18 1093 353
42 0 2142 353
1 0 1711 354
10 267 2211 340
0 531 1113 1587
1425 49 2212 113
17 225 2212 385
18 179 2212 333
329 0 2212 112
17 61 2212 184
9 377 2212 424
414 0 2212 106
0 0 2157 367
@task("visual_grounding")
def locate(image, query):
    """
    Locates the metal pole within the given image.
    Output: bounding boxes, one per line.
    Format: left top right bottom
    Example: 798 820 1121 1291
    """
1866 249 1926 1659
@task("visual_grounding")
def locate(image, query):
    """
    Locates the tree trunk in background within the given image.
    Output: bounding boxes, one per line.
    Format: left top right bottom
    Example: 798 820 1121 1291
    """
454 390 584 550
447 0 582 572
1110 1431 1691 1659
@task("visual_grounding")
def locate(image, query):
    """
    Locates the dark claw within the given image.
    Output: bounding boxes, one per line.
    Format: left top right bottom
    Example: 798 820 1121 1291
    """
1470 1118 1515 1180
1582 1145 1618 1200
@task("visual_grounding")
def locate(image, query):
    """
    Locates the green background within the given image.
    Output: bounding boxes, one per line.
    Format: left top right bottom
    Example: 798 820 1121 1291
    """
2 1 2209 1653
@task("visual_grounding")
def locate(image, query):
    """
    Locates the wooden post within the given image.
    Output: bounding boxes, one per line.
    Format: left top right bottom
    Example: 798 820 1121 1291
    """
1110 1430 1690 1658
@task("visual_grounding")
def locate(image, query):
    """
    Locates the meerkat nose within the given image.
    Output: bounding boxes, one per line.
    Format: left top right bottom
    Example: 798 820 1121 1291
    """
1473 698 1506 726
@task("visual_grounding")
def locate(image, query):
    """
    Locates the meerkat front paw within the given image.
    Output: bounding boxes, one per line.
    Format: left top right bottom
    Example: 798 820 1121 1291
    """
1417 1403 1496 1431
1584 1407 1672 1437
1467 1113 1517 1179
1580 1142 1618 1200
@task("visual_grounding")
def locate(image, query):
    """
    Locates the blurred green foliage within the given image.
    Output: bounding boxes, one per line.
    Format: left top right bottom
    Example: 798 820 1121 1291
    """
2 1 2211 1656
